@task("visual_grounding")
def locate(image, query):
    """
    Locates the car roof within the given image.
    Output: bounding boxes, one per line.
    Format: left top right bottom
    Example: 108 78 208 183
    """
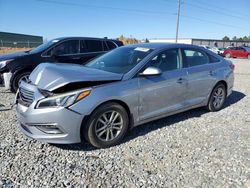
121 42 203 50
53 36 120 42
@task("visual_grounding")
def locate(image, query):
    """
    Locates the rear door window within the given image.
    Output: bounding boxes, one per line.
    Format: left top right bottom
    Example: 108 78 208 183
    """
103 41 109 51
80 40 88 53
106 41 117 50
85 40 103 52
207 53 220 63
183 49 209 67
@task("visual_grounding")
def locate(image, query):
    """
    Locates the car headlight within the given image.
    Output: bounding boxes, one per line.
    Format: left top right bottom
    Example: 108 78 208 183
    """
0 59 13 69
36 89 91 108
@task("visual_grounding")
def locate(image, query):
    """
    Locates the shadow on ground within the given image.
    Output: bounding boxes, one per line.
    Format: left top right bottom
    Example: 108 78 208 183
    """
54 90 245 151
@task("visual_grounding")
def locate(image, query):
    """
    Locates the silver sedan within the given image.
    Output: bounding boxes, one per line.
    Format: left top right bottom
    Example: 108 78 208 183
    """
16 43 234 148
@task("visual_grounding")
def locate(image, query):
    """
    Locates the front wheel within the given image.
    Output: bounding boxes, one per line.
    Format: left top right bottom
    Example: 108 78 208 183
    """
225 53 231 58
207 83 226 112
83 102 129 148
11 71 31 93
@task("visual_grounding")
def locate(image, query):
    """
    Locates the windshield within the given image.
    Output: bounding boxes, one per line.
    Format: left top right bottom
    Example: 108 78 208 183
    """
244 47 250 52
85 46 154 74
30 39 59 54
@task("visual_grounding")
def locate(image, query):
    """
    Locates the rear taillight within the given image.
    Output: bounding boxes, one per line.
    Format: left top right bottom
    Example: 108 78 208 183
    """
230 63 235 71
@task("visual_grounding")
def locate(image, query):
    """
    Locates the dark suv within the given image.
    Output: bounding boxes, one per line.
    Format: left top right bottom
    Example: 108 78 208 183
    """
0 37 123 92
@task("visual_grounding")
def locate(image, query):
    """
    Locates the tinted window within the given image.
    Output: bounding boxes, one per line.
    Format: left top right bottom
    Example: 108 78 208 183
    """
238 47 245 51
44 48 53 56
103 41 109 51
114 40 123 46
32 39 59 54
85 40 103 52
53 40 79 55
80 40 87 53
148 49 180 72
107 41 117 50
184 49 209 67
208 54 220 63
85 47 153 74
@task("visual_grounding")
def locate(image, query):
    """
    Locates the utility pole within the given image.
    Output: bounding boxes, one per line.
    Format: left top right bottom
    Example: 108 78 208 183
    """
175 0 181 43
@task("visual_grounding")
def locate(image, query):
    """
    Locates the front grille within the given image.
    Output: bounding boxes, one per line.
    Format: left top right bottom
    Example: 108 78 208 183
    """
19 87 34 107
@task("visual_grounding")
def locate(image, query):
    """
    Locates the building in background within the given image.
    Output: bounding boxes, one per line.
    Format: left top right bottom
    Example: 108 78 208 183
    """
149 38 250 48
0 32 43 48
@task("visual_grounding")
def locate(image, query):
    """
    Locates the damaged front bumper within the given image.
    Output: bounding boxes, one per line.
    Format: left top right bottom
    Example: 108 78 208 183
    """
16 103 84 144
15 81 85 144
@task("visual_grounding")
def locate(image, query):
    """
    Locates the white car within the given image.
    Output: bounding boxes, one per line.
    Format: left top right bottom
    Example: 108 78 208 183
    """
211 47 225 55
199 45 211 50
199 45 223 55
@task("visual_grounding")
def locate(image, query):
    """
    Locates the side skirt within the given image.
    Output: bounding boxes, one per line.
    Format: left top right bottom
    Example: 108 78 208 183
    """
133 103 205 127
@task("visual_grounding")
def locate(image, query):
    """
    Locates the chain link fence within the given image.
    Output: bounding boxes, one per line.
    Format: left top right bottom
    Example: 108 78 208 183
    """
0 40 42 48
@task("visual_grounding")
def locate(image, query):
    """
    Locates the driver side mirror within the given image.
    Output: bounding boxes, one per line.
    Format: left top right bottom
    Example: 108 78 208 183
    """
139 67 162 76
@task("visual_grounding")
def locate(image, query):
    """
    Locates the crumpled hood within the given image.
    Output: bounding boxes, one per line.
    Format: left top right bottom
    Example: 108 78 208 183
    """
29 63 123 91
0 51 29 61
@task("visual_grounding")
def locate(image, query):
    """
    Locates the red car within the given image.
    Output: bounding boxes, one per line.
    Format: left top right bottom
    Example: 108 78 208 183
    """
223 47 250 59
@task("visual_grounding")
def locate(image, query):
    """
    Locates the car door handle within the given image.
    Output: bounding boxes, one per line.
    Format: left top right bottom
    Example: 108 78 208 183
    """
209 70 216 76
177 78 185 84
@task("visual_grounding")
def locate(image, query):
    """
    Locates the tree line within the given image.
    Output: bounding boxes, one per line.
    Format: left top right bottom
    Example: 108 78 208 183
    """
117 35 139 45
222 36 250 41
117 35 250 44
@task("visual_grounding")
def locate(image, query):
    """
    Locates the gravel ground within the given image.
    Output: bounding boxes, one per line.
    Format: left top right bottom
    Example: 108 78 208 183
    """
0 59 250 187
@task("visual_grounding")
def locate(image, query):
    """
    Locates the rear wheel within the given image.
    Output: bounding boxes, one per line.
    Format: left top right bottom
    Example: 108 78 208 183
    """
83 102 129 148
225 53 231 58
11 71 31 93
207 83 226 112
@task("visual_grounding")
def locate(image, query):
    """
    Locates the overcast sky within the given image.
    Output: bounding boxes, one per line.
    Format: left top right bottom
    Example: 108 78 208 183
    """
0 0 249 40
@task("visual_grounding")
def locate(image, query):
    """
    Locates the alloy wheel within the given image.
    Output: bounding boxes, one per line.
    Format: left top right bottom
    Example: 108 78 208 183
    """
212 87 225 109
95 110 124 142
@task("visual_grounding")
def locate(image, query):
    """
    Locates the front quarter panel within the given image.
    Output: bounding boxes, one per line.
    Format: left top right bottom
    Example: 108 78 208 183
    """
69 78 140 124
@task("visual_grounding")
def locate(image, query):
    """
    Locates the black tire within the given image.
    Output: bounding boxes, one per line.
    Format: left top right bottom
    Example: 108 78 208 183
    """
225 53 231 58
207 83 226 112
11 71 31 93
83 102 129 148
248 54 250 59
